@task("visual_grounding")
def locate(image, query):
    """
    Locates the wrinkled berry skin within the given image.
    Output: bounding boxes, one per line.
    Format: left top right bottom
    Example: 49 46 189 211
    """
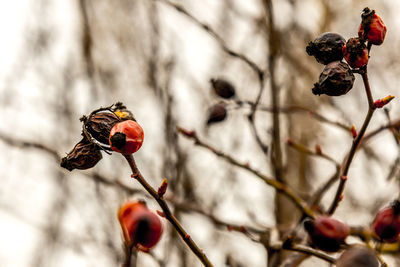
358 8 386 45
86 112 121 145
336 246 379 267
304 216 349 252
312 61 355 96
60 138 102 171
109 120 144 154
371 200 400 243
306 32 346 64
342 37 369 68
118 201 163 251
210 78 236 99
207 103 227 125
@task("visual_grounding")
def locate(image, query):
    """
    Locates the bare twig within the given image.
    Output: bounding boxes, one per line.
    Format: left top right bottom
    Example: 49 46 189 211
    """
266 242 336 264
177 127 314 218
124 155 214 267
155 0 263 77
328 68 376 215
286 139 340 167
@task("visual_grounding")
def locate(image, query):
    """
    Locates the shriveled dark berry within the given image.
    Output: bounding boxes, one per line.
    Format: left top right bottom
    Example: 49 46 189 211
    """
206 103 227 125
304 216 349 252
60 138 102 171
312 61 355 96
210 78 236 99
336 246 379 267
343 37 369 68
306 32 346 64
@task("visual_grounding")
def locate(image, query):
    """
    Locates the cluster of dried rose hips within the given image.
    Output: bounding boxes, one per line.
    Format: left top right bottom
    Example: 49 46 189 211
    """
60 102 163 251
307 7 386 96
60 102 142 171
303 200 400 265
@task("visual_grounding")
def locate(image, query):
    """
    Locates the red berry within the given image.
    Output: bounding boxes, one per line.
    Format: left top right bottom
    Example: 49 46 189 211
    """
358 8 386 45
304 216 349 252
109 120 144 154
118 201 163 251
342 38 369 69
371 200 400 243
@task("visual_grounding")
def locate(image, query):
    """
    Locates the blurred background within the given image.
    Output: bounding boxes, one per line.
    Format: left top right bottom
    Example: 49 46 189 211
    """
1 0 400 266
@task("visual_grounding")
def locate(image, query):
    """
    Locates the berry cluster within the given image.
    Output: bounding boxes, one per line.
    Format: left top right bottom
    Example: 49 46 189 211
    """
302 8 400 264
61 102 144 172
206 78 236 125
61 103 163 252
303 201 400 254
307 7 386 96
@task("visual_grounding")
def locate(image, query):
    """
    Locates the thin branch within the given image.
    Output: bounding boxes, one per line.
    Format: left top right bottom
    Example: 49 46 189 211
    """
262 0 283 184
171 198 267 235
233 101 351 132
328 68 376 215
155 0 264 78
0 132 142 196
267 242 336 264
286 139 340 167
124 155 214 267
177 127 314 219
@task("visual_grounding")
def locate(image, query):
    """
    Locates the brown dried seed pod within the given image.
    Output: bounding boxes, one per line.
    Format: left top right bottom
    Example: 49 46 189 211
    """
206 103 227 125
210 78 236 99
60 138 102 171
312 61 355 96
336 245 379 267
85 112 121 145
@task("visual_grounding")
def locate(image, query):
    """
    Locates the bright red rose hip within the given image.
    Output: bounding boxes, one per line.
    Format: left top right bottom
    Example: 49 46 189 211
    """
358 8 386 45
109 120 144 154
118 201 163 251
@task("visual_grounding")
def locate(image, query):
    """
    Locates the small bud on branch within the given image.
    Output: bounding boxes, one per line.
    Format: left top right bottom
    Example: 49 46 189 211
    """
157 178 168 197
351 125 358 139
374 95 395 108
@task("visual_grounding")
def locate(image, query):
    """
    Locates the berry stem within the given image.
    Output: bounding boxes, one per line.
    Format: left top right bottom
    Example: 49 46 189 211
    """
122 243 137 267
124 154 214 267
328 68 376 215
